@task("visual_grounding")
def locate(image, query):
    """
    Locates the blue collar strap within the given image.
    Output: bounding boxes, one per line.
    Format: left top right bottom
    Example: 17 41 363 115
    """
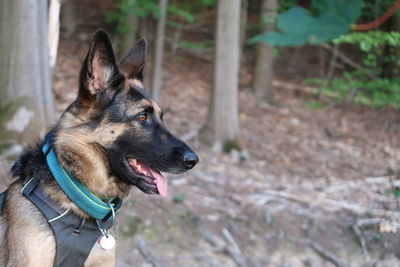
42 140 121 220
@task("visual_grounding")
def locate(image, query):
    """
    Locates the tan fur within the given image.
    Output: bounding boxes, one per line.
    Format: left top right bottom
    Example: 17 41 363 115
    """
55 128 130 200
128 78 144 88
0 182 56 267
0 108 132 265
0 182 118 266
84 243 116 266
0 33 168 266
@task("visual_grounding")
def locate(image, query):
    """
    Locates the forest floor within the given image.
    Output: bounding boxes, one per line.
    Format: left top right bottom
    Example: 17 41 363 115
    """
1 35 400 266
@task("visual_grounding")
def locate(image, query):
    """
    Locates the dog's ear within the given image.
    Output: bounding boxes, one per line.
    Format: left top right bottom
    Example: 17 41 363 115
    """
119 38 148 82
78 29 124 107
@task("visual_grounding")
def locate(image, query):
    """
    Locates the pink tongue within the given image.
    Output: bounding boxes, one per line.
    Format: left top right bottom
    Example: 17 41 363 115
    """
149 169 168 198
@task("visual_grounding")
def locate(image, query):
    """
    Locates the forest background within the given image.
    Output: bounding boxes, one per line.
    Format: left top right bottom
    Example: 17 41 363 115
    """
1 0 400 266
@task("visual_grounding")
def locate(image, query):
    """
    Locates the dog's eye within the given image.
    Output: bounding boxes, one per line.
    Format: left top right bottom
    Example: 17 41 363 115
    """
137 113 147 122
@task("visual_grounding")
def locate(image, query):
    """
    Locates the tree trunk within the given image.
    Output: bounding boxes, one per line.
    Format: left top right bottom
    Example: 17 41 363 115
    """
116 1 139 58
240 0 248 63
120 11 139 56
151 0 168 103
60 0 78 38
0 0 54 156
201 0 241 151
253 0 278 101
48 0 61 69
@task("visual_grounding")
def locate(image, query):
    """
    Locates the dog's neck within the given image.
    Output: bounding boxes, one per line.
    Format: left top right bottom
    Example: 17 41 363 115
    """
54 131 130 197
42 130 130 218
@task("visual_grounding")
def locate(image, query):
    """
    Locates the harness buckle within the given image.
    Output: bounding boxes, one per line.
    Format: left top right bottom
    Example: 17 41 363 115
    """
96 200 115 233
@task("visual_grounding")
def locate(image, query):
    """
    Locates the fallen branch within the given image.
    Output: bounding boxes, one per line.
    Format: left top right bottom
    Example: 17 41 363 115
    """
258 189 400 220
352 225 369 260
201 230 226 251
319 44 376 79
325 43 339 83
324 175 398 193
272 80 319 95
356 218 381 228
221 228 248 267
354 0 400 31
309 239 348 267
180 129 198 142
135 235 164 267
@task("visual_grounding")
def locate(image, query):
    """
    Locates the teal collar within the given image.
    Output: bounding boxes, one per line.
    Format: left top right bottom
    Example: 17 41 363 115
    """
42 140 121 220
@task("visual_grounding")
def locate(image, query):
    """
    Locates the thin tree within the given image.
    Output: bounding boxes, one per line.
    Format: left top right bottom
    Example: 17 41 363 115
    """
240 0 248 62
151 0 168 103
121 8 139 56
0 0 54 155
253 0 278 101
201 0 241 151
48 0 61 70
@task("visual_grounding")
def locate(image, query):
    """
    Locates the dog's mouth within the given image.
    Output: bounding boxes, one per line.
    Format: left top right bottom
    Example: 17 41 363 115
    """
124 157 168 197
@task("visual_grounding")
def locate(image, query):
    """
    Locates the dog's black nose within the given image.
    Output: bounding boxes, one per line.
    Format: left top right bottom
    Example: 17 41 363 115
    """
182 151 199 169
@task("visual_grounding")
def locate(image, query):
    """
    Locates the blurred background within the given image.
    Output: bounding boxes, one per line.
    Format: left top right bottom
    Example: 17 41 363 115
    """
1 0 400 266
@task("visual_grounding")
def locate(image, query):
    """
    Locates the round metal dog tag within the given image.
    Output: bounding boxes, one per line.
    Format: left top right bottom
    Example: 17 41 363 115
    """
97 234 115 250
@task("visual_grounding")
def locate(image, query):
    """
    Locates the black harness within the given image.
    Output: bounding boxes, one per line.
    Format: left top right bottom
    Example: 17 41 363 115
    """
1 133 122 266
19 178 102 267
0 190 5 215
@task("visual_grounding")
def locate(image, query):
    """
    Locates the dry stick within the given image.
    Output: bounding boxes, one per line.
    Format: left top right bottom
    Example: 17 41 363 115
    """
357 218 381 228
319 44 376 80
324 175 398 193
201 230 226 251
221 228 248 267
309 239 348 267
48 0 61 70
388 175 400 210
260 189 400 220
135 235 164 267
325 43 339 85
272 80 322 95
352 225 369 260
180 129 198 142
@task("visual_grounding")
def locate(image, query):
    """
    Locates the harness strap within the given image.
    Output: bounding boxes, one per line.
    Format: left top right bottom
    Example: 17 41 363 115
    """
21 178 102 267
21 178 65 221
0 190 6 215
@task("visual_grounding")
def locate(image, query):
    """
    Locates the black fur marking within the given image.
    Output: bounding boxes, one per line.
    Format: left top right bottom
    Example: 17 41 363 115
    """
78 30 125 108
11 141 54 184
119 38 148 81
10 31 198 200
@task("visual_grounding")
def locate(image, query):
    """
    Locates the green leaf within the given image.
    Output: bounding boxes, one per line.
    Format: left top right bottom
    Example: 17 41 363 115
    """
394 188 400 198
250 0 364 46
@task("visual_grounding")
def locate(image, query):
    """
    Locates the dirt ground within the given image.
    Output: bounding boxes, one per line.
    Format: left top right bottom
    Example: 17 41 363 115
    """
1 32 400 266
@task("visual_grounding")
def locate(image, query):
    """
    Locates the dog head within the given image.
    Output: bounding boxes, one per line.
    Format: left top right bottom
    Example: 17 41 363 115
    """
55 30 198 197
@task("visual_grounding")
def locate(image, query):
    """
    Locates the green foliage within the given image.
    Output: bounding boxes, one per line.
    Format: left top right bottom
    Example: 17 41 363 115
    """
335 31 400 75
334 31 400 50
278 0 298 12
223 139 241 153
105 0 159 35
394 188 400 198
304 99 327 110
170 0 215 13
178 40 213 50
166 0 216 28
359 0 398 22
168 5 195 23
250 0 364 46
105 0 208 36
304 30 400 109
306 74 400 109
172 194 185 204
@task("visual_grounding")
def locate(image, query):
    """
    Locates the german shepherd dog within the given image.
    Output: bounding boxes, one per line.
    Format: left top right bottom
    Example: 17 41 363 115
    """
0 30 198 266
